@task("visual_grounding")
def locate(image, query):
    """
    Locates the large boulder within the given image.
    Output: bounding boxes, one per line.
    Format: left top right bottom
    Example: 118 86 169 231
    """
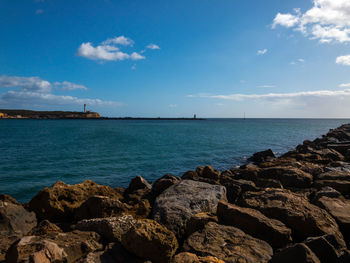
0 195 37 261
259 166 313 188
303 235 340 263
6 230 102 263
315 196 350 241
121 219 178 263
28 180 122 222
217 201 292 248
314 180 350 195
172 252 224 263
269 243 320 263
124 176 152 203
248 149 275 164
239 188 345 246
76 215 136 243
151 174 180 197
183 222 273 263
152 180 226 237
182 166 221 185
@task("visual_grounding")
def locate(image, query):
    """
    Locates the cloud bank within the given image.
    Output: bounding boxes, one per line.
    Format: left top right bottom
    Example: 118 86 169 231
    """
0 75 122 108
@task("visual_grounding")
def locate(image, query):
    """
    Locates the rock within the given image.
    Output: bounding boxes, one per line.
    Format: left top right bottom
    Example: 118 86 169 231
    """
28 220 62 236
0 196 37 261
239 188 345 246
79 251 116 263
183 222 273 263
314 180 350 195
172 252 224 263
124 176 152 203
222 179 258 203
121 219 178 263
185 212 218 237
6 230 102 263
28 180 122 222
76 215 136 243
151 174 180 197
315 196 350 241
217 201 292 248
182 166 221 185
304 235 339 263
152 180 226 237
259 166 313 188
104 242 148 263
311 187 342 202
125 176 151 194
255 178 283 189
269 243 320 263
316 171 350 181
248 149 275 164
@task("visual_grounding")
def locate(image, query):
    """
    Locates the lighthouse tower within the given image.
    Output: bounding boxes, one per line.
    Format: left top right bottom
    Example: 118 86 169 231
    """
84 104 86 113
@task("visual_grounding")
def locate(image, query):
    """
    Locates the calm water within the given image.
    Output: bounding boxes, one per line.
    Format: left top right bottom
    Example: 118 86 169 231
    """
0 118 349 202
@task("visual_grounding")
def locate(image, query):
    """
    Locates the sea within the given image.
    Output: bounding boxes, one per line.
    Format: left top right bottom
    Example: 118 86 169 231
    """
0 118 349 202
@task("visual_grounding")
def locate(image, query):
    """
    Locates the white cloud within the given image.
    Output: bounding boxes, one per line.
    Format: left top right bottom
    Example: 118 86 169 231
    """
257 85 275 88
35 9 44 15
146 43 160 50
272 13 300 28
290 58 305 65
298 58 305 62
336 55 350 66
0 75 122 108
339 83 350 87
273 0 350 43
77 36 146 62
54 81 87 91
188 89 350 101
257 49 268 55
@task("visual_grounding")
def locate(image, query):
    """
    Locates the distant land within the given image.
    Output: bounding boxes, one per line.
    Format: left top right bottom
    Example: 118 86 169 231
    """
0 109 204 120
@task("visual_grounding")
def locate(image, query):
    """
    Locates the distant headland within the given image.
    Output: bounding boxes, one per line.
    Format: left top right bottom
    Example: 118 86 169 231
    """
0 109 204 120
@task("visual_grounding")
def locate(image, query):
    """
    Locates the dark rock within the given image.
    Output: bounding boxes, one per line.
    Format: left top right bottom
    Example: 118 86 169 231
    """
269 243 320 263
304 235 339 263
28 180 122 222
152 180 226 238
311 187 342 202
183 222 273 263
121 219 178 263
182 166 221 185
28 220 62 236
255 178 283 189
259 166 313 188
217 200 292 249
151 174 180 197
239 188 346 246
314 180 350 195
316 171 350 181
185 212 218 237
124 176 152 203
248 149 275 164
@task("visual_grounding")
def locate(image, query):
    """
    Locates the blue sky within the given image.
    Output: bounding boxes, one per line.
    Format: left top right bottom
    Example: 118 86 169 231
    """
1 0 350 117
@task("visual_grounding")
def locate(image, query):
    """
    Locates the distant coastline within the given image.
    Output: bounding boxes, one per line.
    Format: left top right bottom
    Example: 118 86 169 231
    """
0 109 204 120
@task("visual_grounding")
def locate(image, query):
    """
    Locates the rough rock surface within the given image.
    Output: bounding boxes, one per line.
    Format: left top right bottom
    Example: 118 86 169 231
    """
239 188 345 245
121 219 178 263
172 252 224 263
183 222 273 263
152 180 226 237
217 200 292 248
151 174 180 197
6 230 102 263
248 149 275 164
28 180 122 222
75 215 136 242
304 235 340 263
269 243 320 263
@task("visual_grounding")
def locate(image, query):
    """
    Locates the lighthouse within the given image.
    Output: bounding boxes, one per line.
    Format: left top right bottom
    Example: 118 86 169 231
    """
84 104 86 113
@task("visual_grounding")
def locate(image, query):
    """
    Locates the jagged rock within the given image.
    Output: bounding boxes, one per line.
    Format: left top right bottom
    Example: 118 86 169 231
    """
259 166 313 188
314 180 350 195
0 196 37 261
28 220 62 236
28 180 122 222
183 222 273 263
124 176 152 203
98 242 148 263
311 187 342 202
172 252 224 263
316 171 350 181
304 235 339 263
6 230 102 263
222 179 258 203
239 188 346 246
185 212 218 237
217 201 292 248
151 174 180 197
121 219 178 263
76 215 136 243
255 178 283 189
248 149 275 164
182 166 221 185
315 196 350 241
269 243 320 263
152 180 226 237
75 195 152 220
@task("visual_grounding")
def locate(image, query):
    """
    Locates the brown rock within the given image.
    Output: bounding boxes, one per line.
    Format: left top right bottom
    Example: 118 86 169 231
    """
28 220 62 236
248 149 275 164
6 230 102 263
316 171 350 181
183 222 273 263
121 219 178 263
217 201 292 248
239 188 346 246
304 235 340 263
151 174 180 197
314 180 350 195
269 243 320 263
172 252 224 263
28 180 122 222
185 212 218 237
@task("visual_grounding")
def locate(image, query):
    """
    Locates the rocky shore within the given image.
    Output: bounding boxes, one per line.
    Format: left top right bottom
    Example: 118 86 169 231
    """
2 124 350 262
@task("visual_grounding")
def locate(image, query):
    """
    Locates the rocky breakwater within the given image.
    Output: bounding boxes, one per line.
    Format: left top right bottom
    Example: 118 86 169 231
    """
2 124 350 262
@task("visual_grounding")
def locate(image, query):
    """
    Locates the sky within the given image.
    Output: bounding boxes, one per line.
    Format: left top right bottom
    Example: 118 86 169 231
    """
1 0 350 118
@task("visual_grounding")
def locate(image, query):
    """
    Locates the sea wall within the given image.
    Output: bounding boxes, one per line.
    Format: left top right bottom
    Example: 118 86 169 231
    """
1 124 350 262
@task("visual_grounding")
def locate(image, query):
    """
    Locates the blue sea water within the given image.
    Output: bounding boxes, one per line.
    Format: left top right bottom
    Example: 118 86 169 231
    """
0 118 349 202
